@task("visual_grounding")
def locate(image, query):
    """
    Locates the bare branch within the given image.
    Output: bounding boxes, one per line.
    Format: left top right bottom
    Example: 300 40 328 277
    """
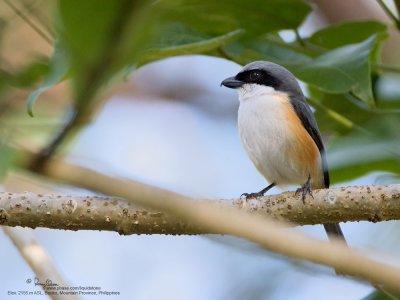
1 184 400 234
0 192 202 234
3 227 79 300
21 158 399 293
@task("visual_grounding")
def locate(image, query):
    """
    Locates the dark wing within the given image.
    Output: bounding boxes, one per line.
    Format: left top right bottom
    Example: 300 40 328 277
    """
289 98 329 188
290 98 346 245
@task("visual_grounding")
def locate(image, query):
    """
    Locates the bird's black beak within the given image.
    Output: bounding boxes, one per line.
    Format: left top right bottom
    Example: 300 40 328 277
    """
221 76 244 89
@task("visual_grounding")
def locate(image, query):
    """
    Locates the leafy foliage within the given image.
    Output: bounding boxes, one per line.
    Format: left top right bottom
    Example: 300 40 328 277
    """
362 289 400 300
44 0 310 114
21 1 399 184
307 20 387 50
26 45 68 116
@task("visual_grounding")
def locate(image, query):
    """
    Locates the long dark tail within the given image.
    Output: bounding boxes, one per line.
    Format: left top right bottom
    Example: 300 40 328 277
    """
319 149 347 245
324 223 347 245
324 223 347 275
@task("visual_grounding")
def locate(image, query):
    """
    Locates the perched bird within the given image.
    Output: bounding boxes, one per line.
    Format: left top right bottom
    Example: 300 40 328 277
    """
221 61 346 244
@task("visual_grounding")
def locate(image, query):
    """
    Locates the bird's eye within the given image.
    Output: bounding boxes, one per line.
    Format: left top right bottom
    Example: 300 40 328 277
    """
249 71 261 81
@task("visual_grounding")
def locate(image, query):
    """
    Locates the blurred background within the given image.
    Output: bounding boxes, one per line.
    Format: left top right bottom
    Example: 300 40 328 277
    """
0 0 400 299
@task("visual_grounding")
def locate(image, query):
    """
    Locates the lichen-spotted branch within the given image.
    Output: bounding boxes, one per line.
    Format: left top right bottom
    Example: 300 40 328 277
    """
6 150 400 292
0 192 203 234
1 184 400 234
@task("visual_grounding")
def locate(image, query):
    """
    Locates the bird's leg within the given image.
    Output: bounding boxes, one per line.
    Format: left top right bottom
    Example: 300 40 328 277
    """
241 182 276 199
295 175 313 203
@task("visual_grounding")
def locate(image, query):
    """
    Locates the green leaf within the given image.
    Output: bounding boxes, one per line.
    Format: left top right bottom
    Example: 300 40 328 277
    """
155 0 312 38
56 0 312 111
330 157 400 184
0 69 13 92
26 45 69 117
225 35 379 107
307 21 388 65
309 91 400 185
57 0 313 73
328 116 400 183
222 34 312 66
309 89 374 135
57 0 140 100
308 21 387 50
12 59 50 88
137 29 244 67
0 59 49 93
361 289 400 300
0 143 18 180
292 36 377 106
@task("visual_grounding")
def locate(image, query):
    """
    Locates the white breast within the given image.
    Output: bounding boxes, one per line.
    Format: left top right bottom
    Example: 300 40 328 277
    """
237 84 307 186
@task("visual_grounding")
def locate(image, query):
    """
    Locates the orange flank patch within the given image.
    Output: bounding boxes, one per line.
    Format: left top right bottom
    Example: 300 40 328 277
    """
277 95 323 188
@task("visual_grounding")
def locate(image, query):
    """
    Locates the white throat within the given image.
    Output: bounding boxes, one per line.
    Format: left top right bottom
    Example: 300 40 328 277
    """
237 84 276 102
236 85 301 186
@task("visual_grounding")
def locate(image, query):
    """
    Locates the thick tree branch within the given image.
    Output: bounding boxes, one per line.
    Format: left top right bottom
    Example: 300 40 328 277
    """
1 185 400 234
0 192 201 234
5 148 399 291
13 158 398 292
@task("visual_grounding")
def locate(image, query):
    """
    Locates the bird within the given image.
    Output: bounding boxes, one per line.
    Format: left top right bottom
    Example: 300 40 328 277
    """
221 61 346 244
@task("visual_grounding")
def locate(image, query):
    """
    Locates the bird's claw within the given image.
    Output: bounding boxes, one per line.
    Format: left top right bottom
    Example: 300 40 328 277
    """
295 176 313 204
240 193 264 199
240 192 263 199
240 191 264 209
295 187 313 204
240 183 275 200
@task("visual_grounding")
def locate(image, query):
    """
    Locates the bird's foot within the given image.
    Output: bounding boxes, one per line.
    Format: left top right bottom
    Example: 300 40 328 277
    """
295 176 313 204
241 191 265 199
240 183 276 200
240 191 265 209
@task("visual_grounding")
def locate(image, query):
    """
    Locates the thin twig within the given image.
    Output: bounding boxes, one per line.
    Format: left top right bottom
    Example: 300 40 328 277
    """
374 63 400 74
21 0 56 38
3 227 80 300
377 0 400 30
306 97 368 133
294 29 306 47
372 285 400 300
29 109 80 172
30 1 138 170
394 0 400 18
3 0 53 45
